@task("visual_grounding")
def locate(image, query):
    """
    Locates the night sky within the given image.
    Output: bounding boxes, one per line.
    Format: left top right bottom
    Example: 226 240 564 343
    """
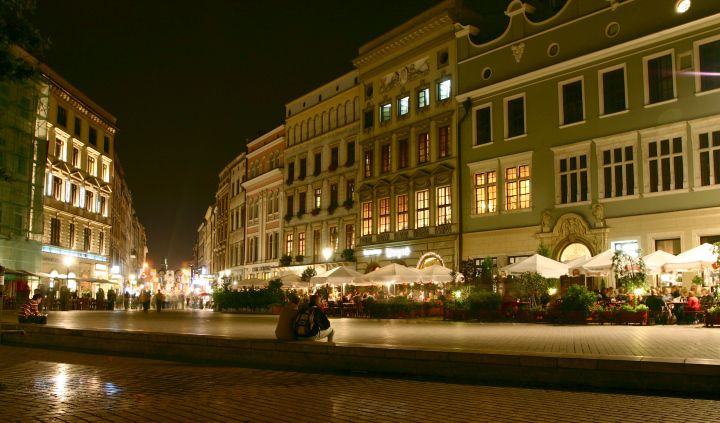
33 0 440 269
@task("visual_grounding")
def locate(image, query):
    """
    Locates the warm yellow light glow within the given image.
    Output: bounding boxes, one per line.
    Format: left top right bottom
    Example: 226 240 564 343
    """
676 0 690 13
63 256 72 266
634 288 643 295
454 291 462 299
549 288 557 295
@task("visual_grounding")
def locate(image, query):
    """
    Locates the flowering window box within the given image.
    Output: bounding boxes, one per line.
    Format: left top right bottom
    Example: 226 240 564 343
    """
285 178 294 186
328 164 337 172
311 208 321 216
618 311 647 325
705 312 720 327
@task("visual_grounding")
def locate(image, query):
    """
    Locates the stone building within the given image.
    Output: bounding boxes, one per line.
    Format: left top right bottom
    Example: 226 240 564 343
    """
281 71 361 277
226 152 246 283
455 0 720 284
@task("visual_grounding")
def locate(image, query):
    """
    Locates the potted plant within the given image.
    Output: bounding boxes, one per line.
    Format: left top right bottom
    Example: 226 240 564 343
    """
342 199 354 210
285 178 294 186
296 211 304 219
327 202 338 215
617 304 648 325
311 208 321 216
692 274 704 287
295 254 305 264
427 299 443 316
341 249 356 262
313 169 321 177
300 266 316 282
705 306 720 327
467 291 501 322
284 213 293 222
328 163 337 172
559 284 597 324
279 254 292 267
297 173 305 181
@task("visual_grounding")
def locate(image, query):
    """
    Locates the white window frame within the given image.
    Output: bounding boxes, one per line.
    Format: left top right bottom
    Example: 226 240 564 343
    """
472 102 493 148
397 96 410 116
597 63 629 117
693 33 720 96
642 49 677 107
639 122 688 197
503 92 527 140
436 185 451 225
437 79 451 101
500 151 533 212
467 158 499 217
557 75 586 127
550 141 592 207
688 115 720 191
418 87 430 109
594 131 640 202
415 189 430 228
379 103 392 123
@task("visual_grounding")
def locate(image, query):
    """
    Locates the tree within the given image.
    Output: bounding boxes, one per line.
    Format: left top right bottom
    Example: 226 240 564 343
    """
516 271 548 308
611 250 649 297
0 0 51 82
536 241 553 259
300 266 316 282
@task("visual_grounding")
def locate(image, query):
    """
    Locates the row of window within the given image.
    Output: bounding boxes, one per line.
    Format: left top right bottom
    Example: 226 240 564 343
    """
360 186 451 236
56 105 111 153
286 180 354 216
246 232 281 263
367 79 451 129
474 38 720 145
246 191 281 225
53 137 110 182
363 126 451 178
287 142 355 182
248 151 281 179
46 173 109 216
48 218 104 254
285 224 356 259
287 97 361 146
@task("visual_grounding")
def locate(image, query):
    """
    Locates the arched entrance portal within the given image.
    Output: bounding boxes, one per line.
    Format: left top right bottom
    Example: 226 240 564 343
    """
417 252 444 269
559 242 592 262
365 264 380 273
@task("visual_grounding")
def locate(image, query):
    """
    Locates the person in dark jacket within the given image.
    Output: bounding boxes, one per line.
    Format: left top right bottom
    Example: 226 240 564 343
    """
299 294 334 342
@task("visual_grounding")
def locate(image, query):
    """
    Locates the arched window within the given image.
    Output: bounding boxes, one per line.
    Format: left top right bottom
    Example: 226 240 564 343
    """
294 124 299 144
308 118 314 138
301 121 307 141
345 100 352 123
329 107 336 129
288 126 294 146
338 103 345 126
315 115 321 135
274 190 279 213
254 197 259 219
322 111 328 133
268 193 274 215
354 97 360 121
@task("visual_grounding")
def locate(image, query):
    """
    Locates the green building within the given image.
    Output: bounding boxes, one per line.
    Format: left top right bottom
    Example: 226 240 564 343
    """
456 0 720 285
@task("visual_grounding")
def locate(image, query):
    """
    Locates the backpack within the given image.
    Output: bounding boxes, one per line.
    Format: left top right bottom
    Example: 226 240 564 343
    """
293 306 316 337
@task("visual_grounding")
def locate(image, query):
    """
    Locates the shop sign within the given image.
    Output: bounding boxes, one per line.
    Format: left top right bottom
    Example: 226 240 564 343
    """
363 247 411 258
363 249 382 256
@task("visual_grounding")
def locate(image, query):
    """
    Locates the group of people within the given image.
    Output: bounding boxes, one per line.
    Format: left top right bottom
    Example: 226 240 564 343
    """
275 294 335 342
643 286 715 324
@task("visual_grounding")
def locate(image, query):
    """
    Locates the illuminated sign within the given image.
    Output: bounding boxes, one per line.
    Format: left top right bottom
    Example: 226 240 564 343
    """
363 247 411 258
363 249 382 256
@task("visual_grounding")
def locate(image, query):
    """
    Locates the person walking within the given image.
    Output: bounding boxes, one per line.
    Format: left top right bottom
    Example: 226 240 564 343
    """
141 289 150 313
123 291 130 310
107 288 116 311
155 291 165 312
179 293 186 310
294 294 334 342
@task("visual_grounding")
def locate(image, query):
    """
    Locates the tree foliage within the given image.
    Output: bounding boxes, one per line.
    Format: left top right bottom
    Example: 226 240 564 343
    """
536 240 553 259
300 266 316 282
0 0 50 82
611 250 649 293
516 271 548 308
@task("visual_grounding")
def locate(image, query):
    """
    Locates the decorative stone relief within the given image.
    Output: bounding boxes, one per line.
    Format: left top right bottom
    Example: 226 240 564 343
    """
379 56 430 93
541 209 551 233
511 42 525 63
592 202 605 228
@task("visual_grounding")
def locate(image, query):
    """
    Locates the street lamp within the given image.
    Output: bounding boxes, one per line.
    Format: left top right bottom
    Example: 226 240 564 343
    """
676 0 691 13
63 256 72 289
323 248 332 272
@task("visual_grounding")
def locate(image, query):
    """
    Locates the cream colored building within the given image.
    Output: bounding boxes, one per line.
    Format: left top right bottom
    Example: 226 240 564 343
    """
281 71 361 277
41 64 115 291
226 152 246 283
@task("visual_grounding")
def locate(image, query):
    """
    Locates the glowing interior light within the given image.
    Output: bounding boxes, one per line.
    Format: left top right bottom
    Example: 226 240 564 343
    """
634 288 643 295
549 288 557 295
454 291 462 299
676 0 691 13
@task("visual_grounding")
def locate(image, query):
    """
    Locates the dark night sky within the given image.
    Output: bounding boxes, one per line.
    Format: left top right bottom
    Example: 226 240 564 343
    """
34 0 440 269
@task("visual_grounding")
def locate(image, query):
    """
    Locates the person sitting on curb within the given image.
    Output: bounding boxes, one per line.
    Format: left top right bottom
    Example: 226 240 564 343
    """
275 293 301 341
294 294 334 342
18 294 48 324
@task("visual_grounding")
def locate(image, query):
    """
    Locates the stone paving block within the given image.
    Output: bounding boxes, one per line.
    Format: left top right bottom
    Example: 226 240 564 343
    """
183 336 208 346
384 348 416 360
483 353 521 365
298 343 329 354
274 341 305 353
447 351 484 363
597 355 643 372
414 350 448 362
558 357 598 370
227 339 253 349
520 354 558 368
206 337 230 348
250 341 277 351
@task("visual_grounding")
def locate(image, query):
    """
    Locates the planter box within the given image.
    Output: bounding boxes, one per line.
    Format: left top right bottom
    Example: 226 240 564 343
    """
427 307 443 316
705 313 720 327
534 310 548 323
476 310 493 322
565 311 588 324
618 311 648 325
517 310 536 323
272 305 283 315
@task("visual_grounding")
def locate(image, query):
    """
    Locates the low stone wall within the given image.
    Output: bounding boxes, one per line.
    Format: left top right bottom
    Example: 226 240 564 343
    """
2 324 719 394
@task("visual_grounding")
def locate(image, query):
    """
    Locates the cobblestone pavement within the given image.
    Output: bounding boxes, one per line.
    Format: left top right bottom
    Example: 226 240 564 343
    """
0 346 718 423
3 309 720 359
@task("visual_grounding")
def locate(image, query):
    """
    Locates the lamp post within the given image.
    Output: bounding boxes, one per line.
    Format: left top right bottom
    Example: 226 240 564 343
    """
63 256 72 289
323 248 332 272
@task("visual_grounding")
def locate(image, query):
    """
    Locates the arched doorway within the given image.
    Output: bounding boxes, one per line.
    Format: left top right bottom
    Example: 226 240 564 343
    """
559 242 592 262
365 264 380 273
417 252 444 269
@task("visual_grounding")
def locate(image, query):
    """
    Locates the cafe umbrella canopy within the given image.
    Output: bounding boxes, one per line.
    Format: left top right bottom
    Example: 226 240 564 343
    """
310 266 363 285
664 243 717 272
360 263 428 286
499 254 569 279
581 249 615 276
418 264 454 283
642 250 677 275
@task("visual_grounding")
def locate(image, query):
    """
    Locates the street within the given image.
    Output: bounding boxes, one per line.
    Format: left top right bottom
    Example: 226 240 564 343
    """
1 345 718 423
3 309 720 360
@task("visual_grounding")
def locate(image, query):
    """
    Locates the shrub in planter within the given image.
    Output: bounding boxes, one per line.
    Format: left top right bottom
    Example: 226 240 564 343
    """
311 208 321 216
618 304 648 325
559 284 597 315
279 254 292 266
341 249 356 262
300 266 317 282
327 202 338 215
284 213 293 222
705 306 720 326
285 178 294 186
295 254 305 264
342 199 355 210
296 211 305 219
328 164 337 172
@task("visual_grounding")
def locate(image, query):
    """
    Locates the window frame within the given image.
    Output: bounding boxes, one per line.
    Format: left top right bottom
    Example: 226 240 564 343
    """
503 93 527 140
381 144 391 173
551 141 592 206
378 198 390 233
437 79 451 101
642 49 677 107
418 133 429 164
472 103 493 147
594 131 639 201
418 87 430 109
416 190 429 229
438 125 450 158
397 95 410 116
689 115 720 190
396 194 409 230
639 122 688 197
362 201 373 236
693 34 720 95
436 186 451 225
598 63 629 117
379 103 392 123
557 76 586 127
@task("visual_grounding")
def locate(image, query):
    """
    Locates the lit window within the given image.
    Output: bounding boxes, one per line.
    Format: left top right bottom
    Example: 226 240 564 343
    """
314 188 321 209
379 104 391 123
437 186 451 225
362 202 373 235
286 234 293 256
329 227 338 252
397 96 409 116
505 165 530 210
474 172 497 214
416 190 429 228
345 224 355 250
87 156 96 176
437 80 451 101
397 194 408 230
438 126 450 158
381 145 391 173
364 150 373 178
418 133 429 163
418 88 430 108
379 198 390 233
298 233 306 256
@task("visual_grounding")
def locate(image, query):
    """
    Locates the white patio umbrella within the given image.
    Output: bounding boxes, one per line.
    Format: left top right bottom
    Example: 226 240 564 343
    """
642 250 676 275
362 263 427 284
310 266 363 285
418 264 454 283
582 249 615 276
499 254 569 279
664 243 717 272
564 255 593 276
238 277 264 286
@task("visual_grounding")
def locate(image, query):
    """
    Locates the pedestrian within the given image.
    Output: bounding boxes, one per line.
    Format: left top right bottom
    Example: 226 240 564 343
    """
141 289 150 313
123 291 130 310
294 294 334 342
18 294 48 324
275 293 301 340
107 288 116 310
179 293 185 310
155 291 165 312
